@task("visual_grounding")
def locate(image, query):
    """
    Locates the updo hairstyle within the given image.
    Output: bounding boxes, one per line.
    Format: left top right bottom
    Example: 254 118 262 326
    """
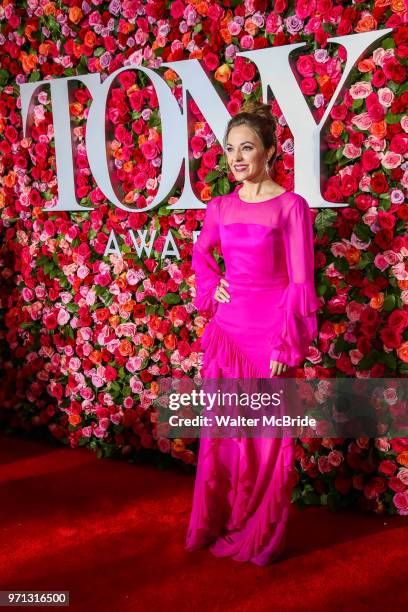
223 101 278 171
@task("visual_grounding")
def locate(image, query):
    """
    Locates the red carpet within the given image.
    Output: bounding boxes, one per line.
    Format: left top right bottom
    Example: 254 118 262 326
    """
0 431 407 612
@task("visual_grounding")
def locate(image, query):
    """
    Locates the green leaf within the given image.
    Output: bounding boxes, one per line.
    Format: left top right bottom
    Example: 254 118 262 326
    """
315 208 338 235
29 71 41 82
382 37 396 50
381 351 397 370
204 170 221 183
216 177 231 195
0 69 9 86
383 294 396 312
385 113 402 125
162 293 181 304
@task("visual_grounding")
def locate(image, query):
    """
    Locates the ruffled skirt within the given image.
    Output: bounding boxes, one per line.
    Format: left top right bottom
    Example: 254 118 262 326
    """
185 295 297 566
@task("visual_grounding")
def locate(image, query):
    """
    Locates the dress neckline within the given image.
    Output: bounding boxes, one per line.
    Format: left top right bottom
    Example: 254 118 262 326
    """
236 185 288 204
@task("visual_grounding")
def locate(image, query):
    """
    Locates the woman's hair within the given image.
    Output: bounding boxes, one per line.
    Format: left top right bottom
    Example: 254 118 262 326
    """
223 101 278 171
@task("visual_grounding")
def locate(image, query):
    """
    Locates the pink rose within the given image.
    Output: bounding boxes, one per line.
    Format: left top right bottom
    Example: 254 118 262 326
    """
297 55 315 77
349 81 372 99
318 455 332 473
393 491 408 515
397 468 408 485
300 77 317 95
381 151 402 169
378 87 394 107
328 450 343 467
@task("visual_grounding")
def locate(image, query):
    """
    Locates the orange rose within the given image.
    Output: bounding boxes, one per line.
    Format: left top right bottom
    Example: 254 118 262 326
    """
182 32 191 47
44 3 56 16
220 28 232 44
20 52 38 74
116 276 127 290
189 50 203 60
84 31 96 47
89 350 102 364
119 339 134 356
70 102 83 117
370 120 387 138
214 64 231 83
333 322 347 335
374 0 391 7
164 334 177 350
355 15 377 32
196 1 209 16
200 184 212 201
149 316 161 331
391 0 405 12
163 68 178 82
150 382 159 396
109 315 120 328
69 414 81 427
345 247 360 266
221 9 233 29
396 451 408 467
68 6 83 24
4 172 16 188
244 18 258 36
357 59 375 73
123 161 134 173
141 334 154 349
25 24 38 43
0 193 5 209
39 42 50 56
370 293 384 309
330 120 344 138
124 191 136 203
172 439 186 452
397 341 408 363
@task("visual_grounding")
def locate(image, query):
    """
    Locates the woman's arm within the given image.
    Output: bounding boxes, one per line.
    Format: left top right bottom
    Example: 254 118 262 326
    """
191 196 223 317
270 194 321 367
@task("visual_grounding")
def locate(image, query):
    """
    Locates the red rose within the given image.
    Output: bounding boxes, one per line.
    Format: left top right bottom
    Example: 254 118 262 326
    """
370 172 388 194
380 327 402 349
390 133 408 155
44 313 58 330
389 309 408 331
377 209 396 230
379 459 397 476
170 0 184 19
361 150 381 172
340 175 358 197
300 77 317 95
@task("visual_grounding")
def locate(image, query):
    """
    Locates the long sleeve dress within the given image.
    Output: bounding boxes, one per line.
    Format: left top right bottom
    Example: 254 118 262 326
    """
185 186 320 566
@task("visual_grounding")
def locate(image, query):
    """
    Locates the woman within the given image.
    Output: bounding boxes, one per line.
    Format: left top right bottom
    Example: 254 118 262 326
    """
185 101 320 566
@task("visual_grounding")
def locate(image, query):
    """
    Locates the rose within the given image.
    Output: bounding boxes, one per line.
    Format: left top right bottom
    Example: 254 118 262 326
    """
297 55 315 77
349 81 372 99
300 77 317 95
393 492 408 515
361 150 381 172
370 172 388 193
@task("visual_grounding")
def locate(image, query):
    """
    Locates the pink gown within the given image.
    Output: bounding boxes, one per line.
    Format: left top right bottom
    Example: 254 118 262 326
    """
185 186 320 566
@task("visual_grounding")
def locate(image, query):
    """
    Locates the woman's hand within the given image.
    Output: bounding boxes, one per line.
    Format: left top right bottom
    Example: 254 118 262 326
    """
269 360 288 377
214 278 230 303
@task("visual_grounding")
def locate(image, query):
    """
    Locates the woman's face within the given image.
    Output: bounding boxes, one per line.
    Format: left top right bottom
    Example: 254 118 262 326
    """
225 125 274 182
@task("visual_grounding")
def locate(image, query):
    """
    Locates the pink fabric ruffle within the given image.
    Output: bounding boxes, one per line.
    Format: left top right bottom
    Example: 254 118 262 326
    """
201 318 267 378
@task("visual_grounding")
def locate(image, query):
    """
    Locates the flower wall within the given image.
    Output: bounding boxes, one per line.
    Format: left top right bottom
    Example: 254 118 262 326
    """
0 0 408 514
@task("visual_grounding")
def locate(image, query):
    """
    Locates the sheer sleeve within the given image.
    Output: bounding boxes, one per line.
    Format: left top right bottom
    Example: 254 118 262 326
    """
191 196 223 317
270 195 320 367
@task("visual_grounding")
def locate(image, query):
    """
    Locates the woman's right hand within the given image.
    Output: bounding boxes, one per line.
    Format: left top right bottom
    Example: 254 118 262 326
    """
214 278 230 303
